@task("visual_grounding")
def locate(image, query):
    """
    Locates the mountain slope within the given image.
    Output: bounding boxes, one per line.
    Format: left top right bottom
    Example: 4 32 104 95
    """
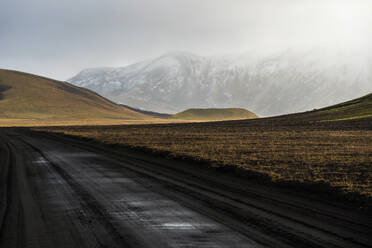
69 49 372 116
173 108 257 120
248 92 372 129
0 69 148 121
301 92 372 121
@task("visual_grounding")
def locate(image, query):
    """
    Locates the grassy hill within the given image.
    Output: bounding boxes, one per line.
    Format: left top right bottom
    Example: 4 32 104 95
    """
302 93 372 121
258 92 372 126
173 108 258 120
0 69 148 123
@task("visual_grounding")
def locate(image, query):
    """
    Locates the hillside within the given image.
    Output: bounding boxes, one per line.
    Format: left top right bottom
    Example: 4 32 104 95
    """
0 69 148 122
173 108 257 120
304 93 372 121
264 92 372 124
69 49 372 116
229 93 372 130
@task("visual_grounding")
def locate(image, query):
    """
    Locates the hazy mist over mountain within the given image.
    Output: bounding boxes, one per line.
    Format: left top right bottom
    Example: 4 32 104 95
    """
1 0 371 80
2 0 371 115
69 47 372 116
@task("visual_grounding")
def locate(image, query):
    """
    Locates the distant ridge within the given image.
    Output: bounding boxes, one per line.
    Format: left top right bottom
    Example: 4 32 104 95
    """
0 69 148 121
173 108 258 120
120 104 171 119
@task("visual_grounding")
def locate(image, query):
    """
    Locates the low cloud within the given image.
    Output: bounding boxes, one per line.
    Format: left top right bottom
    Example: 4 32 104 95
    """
0 0 371 80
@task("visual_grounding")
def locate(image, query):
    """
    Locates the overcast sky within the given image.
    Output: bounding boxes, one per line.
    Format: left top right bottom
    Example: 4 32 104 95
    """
1 0 371 80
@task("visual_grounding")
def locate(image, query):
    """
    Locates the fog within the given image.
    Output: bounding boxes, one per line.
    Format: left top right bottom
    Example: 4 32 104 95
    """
1 0 371 80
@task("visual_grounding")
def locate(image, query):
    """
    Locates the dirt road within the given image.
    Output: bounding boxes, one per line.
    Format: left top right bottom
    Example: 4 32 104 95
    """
0 128 371 247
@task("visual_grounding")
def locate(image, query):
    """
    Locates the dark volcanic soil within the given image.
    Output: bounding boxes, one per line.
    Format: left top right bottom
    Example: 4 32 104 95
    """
0 128 371 248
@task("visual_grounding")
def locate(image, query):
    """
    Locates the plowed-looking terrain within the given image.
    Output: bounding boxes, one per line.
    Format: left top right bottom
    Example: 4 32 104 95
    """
1 128 371 248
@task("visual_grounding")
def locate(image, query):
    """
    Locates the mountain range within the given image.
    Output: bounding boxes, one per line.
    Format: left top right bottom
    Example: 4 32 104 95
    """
69 48 372 116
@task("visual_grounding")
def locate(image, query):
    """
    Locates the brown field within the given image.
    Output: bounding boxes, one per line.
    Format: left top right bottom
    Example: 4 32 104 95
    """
35 114 372 199
0 118 205 127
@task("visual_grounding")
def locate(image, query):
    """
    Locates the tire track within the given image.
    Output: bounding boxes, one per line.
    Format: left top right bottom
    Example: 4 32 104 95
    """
21 139 151 248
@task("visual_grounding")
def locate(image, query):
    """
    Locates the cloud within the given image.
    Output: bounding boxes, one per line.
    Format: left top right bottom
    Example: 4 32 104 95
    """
0 0 371 80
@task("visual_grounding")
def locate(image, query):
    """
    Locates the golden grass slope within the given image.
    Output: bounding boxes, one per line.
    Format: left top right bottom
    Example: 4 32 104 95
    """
0 69 149 122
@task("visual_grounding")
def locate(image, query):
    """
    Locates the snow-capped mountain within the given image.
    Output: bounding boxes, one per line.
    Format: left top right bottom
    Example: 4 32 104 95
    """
68 49 372 116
